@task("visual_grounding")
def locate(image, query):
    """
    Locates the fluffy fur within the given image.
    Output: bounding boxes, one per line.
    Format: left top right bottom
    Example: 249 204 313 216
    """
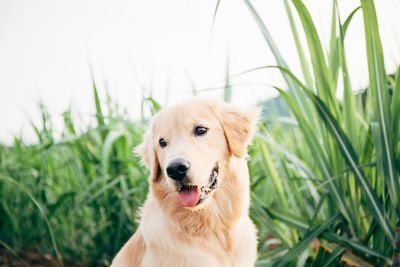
111 99 259 267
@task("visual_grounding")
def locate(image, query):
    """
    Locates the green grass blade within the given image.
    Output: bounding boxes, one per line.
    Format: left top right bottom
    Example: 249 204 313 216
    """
210 0 221 39
342 6 361 34
391 68 400 145
93 83 105 128
321 246 345 267
283 0 313 88
392 225 400 267
337 5 360 152
101 129 128 176
361 0 399 211
273 214 340 267
252 192 309 231
224 54 232 102
328 0 339 88
327 4 361 92
256 138 288 210
145 97 162 115
291 0 337 114
323 232 391 263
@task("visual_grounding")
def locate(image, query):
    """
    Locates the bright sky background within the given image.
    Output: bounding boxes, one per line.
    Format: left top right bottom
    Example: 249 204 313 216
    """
0 0 399 143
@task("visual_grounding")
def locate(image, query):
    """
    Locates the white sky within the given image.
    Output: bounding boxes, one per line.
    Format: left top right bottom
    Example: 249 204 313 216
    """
0 0 399 143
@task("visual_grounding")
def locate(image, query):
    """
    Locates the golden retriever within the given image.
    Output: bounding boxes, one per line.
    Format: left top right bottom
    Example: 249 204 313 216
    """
111 99 259 267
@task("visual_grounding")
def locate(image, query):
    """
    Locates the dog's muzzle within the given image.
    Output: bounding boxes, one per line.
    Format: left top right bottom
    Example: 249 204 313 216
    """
176 163 219 207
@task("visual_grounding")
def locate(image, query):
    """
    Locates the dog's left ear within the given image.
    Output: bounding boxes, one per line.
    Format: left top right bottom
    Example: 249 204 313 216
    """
217 103 260 158
134 118 161 182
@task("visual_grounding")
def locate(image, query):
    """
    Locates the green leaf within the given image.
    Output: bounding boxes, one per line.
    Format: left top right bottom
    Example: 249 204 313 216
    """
101 128 129 176
210 0 221 40
321 246 344 267
361 0 399 211
283 0 313 88
256 138 288 210
273 214 340 267
337 5 361 153
391 68 400 145
93 83 105 128
291 0 337 115
224 54 232 102
145 97 162 114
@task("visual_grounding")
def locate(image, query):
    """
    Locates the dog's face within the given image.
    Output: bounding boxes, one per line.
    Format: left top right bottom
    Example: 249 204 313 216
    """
136 100 258 210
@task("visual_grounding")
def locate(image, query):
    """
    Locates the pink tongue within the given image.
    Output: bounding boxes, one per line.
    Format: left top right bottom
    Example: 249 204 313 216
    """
177 187 200 207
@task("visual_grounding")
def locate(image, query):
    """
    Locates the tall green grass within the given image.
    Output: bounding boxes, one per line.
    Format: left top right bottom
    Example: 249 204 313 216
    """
242 0 400 266
0 0 399 266
0 88 155 265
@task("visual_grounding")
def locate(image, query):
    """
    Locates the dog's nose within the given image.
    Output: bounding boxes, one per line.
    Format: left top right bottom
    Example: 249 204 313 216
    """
166 159 190 181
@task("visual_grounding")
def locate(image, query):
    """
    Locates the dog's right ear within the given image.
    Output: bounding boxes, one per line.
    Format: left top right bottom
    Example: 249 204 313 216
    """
216 103 260 158
135 119 160 182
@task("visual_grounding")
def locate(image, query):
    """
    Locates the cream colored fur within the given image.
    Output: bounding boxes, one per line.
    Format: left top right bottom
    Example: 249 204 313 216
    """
111 100 258 267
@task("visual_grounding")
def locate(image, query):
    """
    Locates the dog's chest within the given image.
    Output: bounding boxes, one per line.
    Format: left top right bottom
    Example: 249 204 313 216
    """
141 219 257 267
141 222 229 266
142 243 227 267
139 211 231 266
139 200 257 267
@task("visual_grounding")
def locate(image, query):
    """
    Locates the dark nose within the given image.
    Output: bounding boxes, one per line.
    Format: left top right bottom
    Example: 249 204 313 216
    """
166 158 190 181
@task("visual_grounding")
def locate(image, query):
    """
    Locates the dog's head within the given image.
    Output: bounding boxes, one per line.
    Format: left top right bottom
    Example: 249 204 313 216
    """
136 99 259 210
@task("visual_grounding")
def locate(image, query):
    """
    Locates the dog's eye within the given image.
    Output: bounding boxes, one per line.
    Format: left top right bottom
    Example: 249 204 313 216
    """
194 126 208 136
159 138 167 148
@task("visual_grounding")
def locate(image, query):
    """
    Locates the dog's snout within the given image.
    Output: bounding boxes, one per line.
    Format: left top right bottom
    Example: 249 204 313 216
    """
166 158 190 181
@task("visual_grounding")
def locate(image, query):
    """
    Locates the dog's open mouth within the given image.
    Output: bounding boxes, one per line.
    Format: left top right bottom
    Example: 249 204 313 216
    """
176 164 219 207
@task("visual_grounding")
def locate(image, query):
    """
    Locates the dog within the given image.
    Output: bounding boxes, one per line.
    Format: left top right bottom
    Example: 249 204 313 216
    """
111 99 259 267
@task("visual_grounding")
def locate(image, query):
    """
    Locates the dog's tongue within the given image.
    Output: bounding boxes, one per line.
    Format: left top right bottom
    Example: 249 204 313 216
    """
178 187 200 207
